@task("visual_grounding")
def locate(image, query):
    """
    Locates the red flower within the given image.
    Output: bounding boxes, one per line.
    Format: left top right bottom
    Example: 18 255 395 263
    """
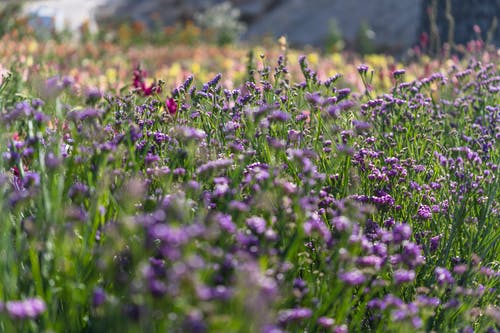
166 98 177 115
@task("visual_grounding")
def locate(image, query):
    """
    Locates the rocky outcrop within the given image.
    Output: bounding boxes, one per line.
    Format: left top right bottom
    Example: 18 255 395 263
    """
93 0 500 52
244 0 422 52
96 0 422 52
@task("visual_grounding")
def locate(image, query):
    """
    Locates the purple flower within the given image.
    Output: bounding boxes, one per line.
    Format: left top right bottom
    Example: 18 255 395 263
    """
216 213 236 233
196 158 233 175
392 224 412 244
393 269 416 284
149 278 168 298
332 216 351 232
182 311 207 333
86 87 102 102
278 307 312 324
67 108 103 121
373 242 388 258
45 152 62 169
393 69 406 78
411 316 423 329
416 295 440 307
336 88 351 99
333 324 348 333
304 214 332 242
317 317 335 327
92 287 106 307
324 74 342 87
172 126 206 142
207 73 222 87
246 216 267 234
401 242 425 268
453 264 468 275
228 200 249 212
357 255 384 270
268 110 290 122
6 297 46 319
339 269 366 285
197 285 232 301
371 194 395 208
461 326 474 333
44 75 63 97
22 172 40 187
430 234 441 252
417 205 432 220
382 294 404 309
144 153 160 165
352 120 371 133
444 299 460 309
358 64 369 74
262 325 286 333
68 182 90 199
293 278 308 296
150 225 188 245
435 267 455 285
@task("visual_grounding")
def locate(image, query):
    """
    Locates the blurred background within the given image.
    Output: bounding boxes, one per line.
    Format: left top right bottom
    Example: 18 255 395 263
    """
2 0 499 55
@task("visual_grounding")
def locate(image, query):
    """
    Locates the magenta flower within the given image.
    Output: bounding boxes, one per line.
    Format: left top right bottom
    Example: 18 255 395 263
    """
133 66 161 96
166 97 178 115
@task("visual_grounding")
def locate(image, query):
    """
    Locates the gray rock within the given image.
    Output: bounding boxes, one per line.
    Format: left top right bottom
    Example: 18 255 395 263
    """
92 0 500 52
95 0 422 52
244 0 422 52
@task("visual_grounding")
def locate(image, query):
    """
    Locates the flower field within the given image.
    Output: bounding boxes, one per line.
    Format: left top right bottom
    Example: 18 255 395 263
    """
0 33 499 332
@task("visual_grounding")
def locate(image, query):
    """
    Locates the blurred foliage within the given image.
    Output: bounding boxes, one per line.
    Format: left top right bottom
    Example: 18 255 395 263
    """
194 1 247 46
0 2 29 38
325 19 345 53
355 21 376 56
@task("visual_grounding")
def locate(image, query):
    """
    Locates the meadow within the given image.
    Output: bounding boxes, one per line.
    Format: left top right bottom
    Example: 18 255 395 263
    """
0 25 499 332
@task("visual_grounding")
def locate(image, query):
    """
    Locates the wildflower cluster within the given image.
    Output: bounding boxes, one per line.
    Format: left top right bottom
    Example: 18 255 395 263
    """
0 43 498 333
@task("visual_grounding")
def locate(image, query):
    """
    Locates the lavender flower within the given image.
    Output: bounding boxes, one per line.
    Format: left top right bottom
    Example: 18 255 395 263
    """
92 287 106 307
207 73 222 87
246 216 267 234
393 269 416 284
357 255 384 270
6 298 46 319
171 126 206 141
317 317 335 327
358 64 369 74
393 69 406 78
268 110 291 122
417 204 432 220
435 267 455 285
278 307 312 324
22 172 40 187
392 224 412 244
401 242 425 268
196 158 233 175
339 270 366 285
215 213 236 233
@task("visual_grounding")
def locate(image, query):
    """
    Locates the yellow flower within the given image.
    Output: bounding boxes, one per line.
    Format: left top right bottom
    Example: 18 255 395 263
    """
106 68 117 84
307 53 319 66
